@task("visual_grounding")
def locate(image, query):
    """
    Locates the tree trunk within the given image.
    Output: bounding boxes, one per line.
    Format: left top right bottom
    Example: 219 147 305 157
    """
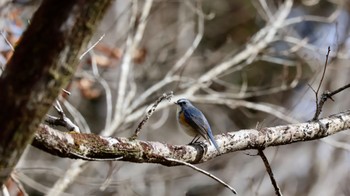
0 0 112 186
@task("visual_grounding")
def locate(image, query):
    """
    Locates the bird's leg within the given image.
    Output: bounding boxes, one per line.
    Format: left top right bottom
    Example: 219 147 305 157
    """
189 135 200 144
193 136 200 143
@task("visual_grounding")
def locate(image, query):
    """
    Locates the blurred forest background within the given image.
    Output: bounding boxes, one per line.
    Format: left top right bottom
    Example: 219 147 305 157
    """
1 0 350 195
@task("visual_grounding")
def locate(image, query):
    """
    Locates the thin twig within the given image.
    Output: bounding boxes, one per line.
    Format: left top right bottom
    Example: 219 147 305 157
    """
282 10 340 27
324 83 350 97
88 50 113 130
257 149 282 196
313 82 350 120
131 91 173 139
258 0 274 21
79 34 105 60
61 88 71 95
45 101 80 133
165 157 237 194
0 31 14 51
312 47 332 120
316 47 331 97
184 0 215 20
63 100 91 133
99 78 113 129
99 162 120 191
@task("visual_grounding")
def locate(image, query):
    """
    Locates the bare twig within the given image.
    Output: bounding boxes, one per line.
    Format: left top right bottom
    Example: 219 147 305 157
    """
99 78 113 129
257 149 282 196
282 9 340 27
311 47 348 120
184 0 215 20
315 47 331 98
61 88 71 96
191 96 299 124
257 0 274 21
323 83 350 98
313 82 350 120
62 100 91 133
0 31 14 51
131 91 173 139
165 157 237 194
88 51 113 130
79 34 105 60
45 100 80 133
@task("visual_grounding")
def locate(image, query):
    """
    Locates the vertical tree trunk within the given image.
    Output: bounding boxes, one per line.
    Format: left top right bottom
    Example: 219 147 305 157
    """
0 0 112 185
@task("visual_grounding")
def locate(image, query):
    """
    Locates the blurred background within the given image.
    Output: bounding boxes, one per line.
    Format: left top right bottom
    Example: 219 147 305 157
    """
1 0 350 195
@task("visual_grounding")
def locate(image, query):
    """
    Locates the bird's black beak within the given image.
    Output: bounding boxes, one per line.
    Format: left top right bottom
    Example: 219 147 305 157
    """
174 101 178 105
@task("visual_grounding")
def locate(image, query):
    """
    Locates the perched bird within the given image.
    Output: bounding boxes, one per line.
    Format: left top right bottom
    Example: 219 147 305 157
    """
175 98 220 152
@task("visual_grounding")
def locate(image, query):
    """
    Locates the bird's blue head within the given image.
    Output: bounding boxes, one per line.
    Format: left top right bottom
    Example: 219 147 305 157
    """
175 98 193 110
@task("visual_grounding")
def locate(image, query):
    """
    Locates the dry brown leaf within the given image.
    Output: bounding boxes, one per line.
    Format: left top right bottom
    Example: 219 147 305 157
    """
133 47 147 64
95 44 122 60
77 78 102 100
94 54 111 67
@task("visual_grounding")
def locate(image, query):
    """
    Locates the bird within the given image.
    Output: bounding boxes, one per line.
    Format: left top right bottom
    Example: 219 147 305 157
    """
175 98 220 152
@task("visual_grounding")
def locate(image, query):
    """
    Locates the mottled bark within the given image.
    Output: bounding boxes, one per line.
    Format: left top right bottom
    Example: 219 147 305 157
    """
0 0 112 185
32 111 350 165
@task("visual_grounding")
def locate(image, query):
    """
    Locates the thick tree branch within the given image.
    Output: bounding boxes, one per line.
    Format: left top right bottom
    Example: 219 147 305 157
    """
0 0 112 185
32 110 350 164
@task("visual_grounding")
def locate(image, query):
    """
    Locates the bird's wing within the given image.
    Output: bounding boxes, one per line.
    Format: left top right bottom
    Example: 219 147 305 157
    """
183 107 210 140
183 107 221 152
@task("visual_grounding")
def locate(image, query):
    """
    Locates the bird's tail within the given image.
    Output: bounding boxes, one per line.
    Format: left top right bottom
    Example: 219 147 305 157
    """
207 130 220 153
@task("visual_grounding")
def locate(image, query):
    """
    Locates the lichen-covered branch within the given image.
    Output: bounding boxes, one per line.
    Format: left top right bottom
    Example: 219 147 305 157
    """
0 0 112 186
32 110 350 164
